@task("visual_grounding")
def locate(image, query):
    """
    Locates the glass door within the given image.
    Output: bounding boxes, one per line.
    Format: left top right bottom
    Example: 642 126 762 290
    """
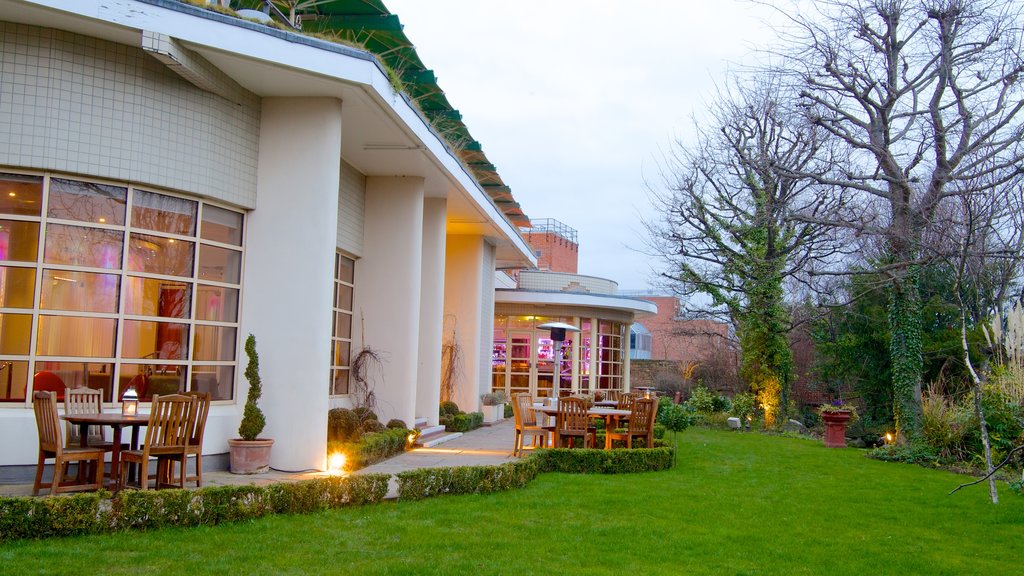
507 332 531 398
535 335 554 398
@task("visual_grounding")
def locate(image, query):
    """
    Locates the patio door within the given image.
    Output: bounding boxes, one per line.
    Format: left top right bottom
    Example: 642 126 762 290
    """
507 332 532 399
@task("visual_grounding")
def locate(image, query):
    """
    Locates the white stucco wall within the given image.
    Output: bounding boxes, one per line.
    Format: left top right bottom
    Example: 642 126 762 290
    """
356 176 424 425
416 198 446 426
241 97 342 472
443 235 496 412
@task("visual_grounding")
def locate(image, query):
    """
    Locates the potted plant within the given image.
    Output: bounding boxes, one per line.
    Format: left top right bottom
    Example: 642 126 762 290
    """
818 400 859 448
228 334 274 474
480 391 509 424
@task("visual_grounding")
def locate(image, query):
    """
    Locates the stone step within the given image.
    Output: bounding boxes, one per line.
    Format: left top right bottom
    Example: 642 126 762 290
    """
415 430 462 448
416 424 445 436
413 417 429 429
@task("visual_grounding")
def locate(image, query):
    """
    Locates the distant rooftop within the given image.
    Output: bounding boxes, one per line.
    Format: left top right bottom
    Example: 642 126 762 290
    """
520 218 577 245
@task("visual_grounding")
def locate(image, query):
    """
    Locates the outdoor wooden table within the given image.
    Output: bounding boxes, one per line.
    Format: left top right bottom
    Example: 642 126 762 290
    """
61 413 149 490
533 405 631 450
594 400 619 407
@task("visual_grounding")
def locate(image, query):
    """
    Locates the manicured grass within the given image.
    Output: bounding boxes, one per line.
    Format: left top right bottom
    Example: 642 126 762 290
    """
3 429 1022 575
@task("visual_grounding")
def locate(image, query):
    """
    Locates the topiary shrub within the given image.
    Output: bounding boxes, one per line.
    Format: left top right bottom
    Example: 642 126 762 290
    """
328 408 360 443
386 418 408 430
360 419 386 435
439 401 460 417
352 406 378 422
238 334 266 440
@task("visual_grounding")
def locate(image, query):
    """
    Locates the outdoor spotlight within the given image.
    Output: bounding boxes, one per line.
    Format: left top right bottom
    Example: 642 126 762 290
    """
328 452 347 474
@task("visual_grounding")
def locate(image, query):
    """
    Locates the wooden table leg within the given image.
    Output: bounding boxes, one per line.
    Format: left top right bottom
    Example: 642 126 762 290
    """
604 416 613 450
109 425 123 490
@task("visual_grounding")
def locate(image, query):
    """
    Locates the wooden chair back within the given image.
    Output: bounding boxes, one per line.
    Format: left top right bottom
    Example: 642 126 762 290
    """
617 392 637 412
512 393 536 427
630 398 657 434
65 387 104 445
33 391 62 455
34 371 67 402
144 394 194 452
604 390 620 402
556 397 590 434
183 391 211 447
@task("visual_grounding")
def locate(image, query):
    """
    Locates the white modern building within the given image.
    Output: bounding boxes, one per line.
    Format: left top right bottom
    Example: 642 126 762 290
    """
0 0 539 478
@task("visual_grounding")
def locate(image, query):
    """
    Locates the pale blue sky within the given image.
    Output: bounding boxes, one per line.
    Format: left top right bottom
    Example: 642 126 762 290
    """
386 1 781 289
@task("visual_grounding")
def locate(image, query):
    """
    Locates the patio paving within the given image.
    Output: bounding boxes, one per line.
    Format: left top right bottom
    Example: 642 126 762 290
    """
0 419 521 499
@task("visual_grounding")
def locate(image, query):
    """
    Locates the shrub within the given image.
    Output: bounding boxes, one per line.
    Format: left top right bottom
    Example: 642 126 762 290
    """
360 419 386 435
920 390 975 461
713 394 732 413
441 411 484 432
238 334 266 441
328 408 360 443
350 428 409 468
397 459 539 501
653 423 666 439
972 385 1024 466
0 491 107 541
439 401 460 417
685 385 718 413
504 403 514 418
480 391 509 406
386 418 408 430
730 392 757 420
352 406 378 422
534 447 674 474
866 442 940 465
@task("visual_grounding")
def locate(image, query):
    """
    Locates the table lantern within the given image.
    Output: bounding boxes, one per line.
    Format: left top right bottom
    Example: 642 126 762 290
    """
122 386 139 415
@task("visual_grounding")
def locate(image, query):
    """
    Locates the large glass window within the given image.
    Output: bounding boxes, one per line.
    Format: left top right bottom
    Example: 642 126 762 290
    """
0 172 244 404
329 253 355 395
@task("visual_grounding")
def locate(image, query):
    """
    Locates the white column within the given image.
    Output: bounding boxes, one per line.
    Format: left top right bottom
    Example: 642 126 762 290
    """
623 322 633 391
443 235 495 412
416 198 447 426
358 176 424 425
242 97 342 472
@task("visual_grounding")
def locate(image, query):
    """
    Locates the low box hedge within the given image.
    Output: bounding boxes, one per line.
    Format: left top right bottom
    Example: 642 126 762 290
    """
0 473 390 543
440 411 484 433
396 458 540 501
534 447 674 474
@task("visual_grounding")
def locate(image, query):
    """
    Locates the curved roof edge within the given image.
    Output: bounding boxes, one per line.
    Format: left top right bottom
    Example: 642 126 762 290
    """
495 289 658 318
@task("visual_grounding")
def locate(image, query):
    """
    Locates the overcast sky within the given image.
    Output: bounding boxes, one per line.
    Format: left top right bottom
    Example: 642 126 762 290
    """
386 0 783 290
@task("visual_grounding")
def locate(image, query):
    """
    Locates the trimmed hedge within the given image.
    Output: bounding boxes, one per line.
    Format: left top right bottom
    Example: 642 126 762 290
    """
396 458 540 501
0 474 389 543
395 446 674 501
328 428 411 470
440 411 484 432
534 447 674 474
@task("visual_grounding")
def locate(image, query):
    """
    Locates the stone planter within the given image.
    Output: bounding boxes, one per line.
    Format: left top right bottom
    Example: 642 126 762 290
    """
227 438 274 474
482 403 504 424
821 410 852 448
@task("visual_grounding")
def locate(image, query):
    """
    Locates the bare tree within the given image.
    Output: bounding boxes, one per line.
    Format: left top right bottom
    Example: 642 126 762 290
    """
647 78 845 423
773 0 1024 439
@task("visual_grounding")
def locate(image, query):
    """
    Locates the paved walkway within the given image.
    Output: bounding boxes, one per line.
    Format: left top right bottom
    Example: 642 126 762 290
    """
0 420 521 499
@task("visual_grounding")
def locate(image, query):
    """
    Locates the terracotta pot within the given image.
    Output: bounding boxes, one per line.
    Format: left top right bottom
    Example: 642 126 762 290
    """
821 410 852 448
227 438 274 474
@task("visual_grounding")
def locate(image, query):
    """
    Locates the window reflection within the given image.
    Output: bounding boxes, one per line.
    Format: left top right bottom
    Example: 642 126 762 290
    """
193 325 237 361
132 190 196 235
201 204 243 245
0 173 42 216
195 285 238 322
44 224 123 268
198 244 241 284
48 178 126 225
128 233 194 277
192 365 233 401
121 319 189 360
124 277 191 318
40 270 120 313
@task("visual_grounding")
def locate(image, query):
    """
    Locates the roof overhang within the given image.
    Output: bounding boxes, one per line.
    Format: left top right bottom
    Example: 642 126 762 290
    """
495 289 659 319
3 0 536 269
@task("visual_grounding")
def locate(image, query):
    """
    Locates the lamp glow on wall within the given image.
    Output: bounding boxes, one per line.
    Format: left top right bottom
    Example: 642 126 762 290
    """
536 321 580 397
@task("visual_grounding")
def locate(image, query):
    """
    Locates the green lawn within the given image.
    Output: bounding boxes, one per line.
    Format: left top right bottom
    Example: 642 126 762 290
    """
3 428 1022 575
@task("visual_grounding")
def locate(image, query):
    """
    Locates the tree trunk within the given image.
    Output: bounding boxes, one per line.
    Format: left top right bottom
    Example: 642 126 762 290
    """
888 275 923 441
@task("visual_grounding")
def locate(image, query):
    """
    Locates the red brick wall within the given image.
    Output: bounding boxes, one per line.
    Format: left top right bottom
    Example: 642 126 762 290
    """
524 231 578 273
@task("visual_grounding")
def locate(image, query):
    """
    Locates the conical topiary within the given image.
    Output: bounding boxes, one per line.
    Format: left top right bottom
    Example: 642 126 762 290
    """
238 334 266 441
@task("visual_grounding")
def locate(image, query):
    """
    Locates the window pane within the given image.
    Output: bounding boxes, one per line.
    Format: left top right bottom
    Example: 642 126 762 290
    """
193 325 237 361
331 369 349 395
333 340 351 368
198 244 241 284
0 313 31 355
337 255 354 283
132 190 196 236
40 270 119 313
117 363 185 402
0 173 42 216
201 204 243 246
127 233 194 277
334 311 351 340
0 266 35 308
195 285 238 322
336 284 353 311
121 319 189 360
36 316 116 357
33 361 113 402
48 178 126 225
0 360 28 402
124 277 191 319
0 220 40 262
44 224 123 268
192 364 233 400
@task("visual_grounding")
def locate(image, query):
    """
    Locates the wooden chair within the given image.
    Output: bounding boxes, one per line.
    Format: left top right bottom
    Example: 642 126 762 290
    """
32 391 105 495
166 391 210 487
119 394 194 491
64 387 115 481
614 392 637 429
511 393 547 456
555 397 595 448
607 398 657 448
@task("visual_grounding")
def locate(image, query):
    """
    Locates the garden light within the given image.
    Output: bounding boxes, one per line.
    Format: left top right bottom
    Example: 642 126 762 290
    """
328 452 347 474
121 385 138 415
885 432 894 444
